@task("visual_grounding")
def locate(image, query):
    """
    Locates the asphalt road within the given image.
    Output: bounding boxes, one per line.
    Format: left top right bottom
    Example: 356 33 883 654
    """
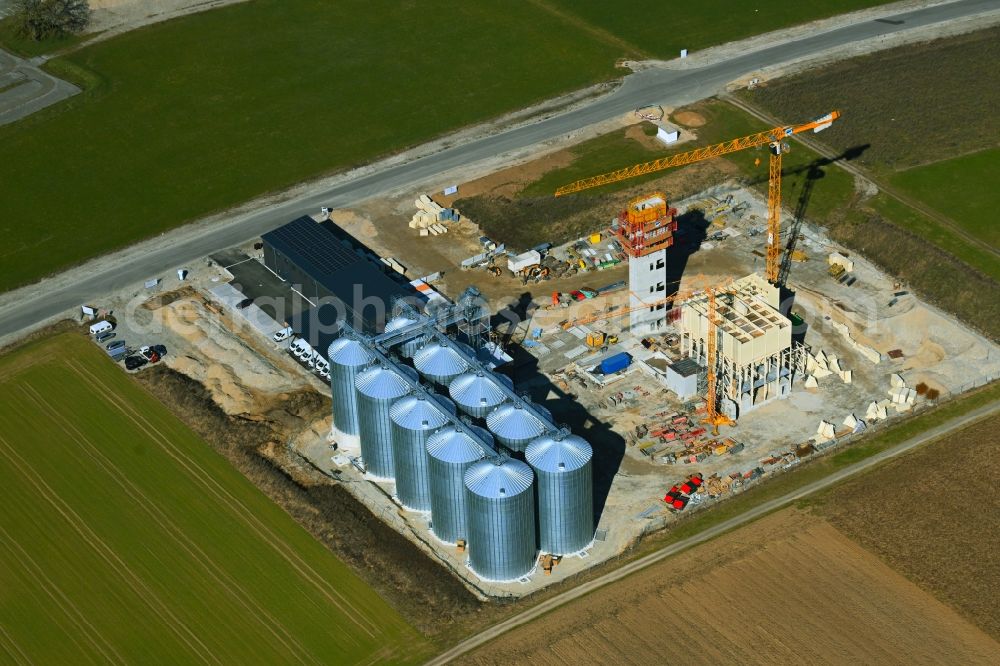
1 0 996 339
426 397 1000 665
0 50 81 126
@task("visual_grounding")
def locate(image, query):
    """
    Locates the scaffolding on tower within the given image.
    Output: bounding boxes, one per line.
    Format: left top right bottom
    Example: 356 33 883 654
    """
614 192 678 259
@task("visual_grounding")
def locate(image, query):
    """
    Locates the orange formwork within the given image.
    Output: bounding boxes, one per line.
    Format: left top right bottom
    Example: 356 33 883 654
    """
614 192 678 258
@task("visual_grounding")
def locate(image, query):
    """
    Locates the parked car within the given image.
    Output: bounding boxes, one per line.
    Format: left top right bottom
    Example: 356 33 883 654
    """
106 340 126 352
273 327 293 342
151 344 167 357
236 297 254 309
124 355 147 370
96 331 116 343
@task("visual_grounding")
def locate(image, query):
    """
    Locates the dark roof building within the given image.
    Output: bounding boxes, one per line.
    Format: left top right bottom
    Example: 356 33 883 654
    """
262 216 418 345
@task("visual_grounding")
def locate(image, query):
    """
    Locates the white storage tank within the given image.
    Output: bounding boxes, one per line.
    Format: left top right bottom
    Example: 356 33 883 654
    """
526 431 594 555
464 457 537 581
383 315 425 358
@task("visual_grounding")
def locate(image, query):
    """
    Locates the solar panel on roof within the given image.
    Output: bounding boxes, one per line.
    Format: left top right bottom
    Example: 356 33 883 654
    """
261 216 360 278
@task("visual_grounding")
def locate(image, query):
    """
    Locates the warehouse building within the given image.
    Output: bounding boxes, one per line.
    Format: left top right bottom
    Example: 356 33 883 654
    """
262 216 417 337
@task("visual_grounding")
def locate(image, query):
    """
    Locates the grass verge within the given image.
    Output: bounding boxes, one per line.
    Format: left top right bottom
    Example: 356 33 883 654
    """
0 332 429 663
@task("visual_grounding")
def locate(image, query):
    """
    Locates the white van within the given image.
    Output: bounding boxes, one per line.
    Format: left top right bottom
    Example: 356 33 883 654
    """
89 321 113 336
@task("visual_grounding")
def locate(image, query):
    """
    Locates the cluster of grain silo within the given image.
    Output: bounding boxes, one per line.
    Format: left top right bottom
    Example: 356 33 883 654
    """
326 323 596 582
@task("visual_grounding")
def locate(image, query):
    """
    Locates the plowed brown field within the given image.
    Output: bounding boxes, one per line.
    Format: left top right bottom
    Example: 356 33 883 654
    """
468 509 999 664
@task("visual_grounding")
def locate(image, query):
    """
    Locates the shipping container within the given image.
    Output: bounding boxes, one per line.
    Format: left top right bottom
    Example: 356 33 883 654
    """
599 352 632 375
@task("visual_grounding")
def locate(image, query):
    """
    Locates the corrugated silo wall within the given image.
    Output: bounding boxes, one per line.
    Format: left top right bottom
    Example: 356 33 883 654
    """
357 390 396 478
330 361 362 436
428 456 475 543
536 458 594 555
467 487 537 581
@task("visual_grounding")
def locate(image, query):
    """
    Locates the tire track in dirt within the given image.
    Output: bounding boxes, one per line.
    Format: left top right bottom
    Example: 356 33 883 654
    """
0 434 220 665
67 361 379 641
0 524 120 665
19 384 321 666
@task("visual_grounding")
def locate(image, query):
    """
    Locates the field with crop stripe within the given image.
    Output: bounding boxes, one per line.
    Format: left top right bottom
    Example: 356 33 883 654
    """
0 332 428 664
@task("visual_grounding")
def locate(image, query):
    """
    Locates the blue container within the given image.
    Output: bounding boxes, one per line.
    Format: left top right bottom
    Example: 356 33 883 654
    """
599 352 631 375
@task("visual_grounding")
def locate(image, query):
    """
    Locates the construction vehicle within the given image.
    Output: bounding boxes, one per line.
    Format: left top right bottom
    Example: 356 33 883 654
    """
555 111 841 285
586 331 620 348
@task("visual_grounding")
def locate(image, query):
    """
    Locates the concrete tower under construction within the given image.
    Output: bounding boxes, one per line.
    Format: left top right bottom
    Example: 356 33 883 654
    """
619 193 678 335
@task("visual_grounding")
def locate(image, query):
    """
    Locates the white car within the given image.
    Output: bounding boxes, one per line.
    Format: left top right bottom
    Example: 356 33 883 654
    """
273 327 293 343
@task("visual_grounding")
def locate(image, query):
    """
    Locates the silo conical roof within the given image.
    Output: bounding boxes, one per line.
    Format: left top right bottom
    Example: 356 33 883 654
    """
356 364 411 399
464 457 533 499
526 433 592 473
427 427 484 463
328 337 373 367
390 394 451 431
449 371 508 416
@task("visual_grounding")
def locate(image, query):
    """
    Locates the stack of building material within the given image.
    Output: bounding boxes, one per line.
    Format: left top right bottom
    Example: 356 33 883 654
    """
843 413 866 433
815 420 836 442
409 194 459 236
887 373 916 411
828 252 854 273
865 400 889 421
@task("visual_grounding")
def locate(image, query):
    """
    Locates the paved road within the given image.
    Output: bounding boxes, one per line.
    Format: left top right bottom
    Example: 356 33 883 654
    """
0 50 81 126
1 0 996 339
426 397 1000 665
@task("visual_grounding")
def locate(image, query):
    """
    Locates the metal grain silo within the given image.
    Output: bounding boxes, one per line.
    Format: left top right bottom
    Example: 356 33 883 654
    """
464 457 537 581
426 427 485 543
355 363 412 479
389 393 452 511
384 315 425 358
327 337 373 438
449 371 508 418
486 401 550 452
413 340 468 386
526 432 594 555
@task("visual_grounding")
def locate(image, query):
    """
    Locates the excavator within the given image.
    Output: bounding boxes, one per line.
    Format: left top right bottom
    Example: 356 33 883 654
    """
555 111 841 285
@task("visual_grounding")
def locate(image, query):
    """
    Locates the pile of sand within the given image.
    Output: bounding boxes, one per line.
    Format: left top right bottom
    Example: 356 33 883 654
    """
673 111 706 127
155 297 299 415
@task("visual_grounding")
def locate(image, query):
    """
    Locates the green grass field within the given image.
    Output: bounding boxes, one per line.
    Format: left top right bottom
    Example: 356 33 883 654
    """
0 0 625 293
543 0 893 59
0 0 909 295
890 148 1000 248
0 332 428 663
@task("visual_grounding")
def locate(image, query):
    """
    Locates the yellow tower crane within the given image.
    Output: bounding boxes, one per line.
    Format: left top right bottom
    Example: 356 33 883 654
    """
555 111 841 284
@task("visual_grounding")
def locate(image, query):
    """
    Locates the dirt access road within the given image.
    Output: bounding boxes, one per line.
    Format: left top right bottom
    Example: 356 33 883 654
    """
428 397 1000 664
1 0 995 344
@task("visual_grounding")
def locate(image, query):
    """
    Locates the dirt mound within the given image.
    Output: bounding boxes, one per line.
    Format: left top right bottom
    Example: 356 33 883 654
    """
154 296 299 415
672 110 706 127
329 210 378 241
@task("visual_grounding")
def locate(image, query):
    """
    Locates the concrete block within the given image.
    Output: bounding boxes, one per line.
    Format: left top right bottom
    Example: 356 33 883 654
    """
840 370 852 384
857 344 881 365
891 373 906 388
843 413 859 429
816 420 836 441
804 375 818 389
419 229 430 237
814 367 833 379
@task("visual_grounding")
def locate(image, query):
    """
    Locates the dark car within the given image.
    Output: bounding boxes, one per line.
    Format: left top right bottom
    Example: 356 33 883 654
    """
106 340 126 351
95 331 116 343
151 344 167 357
124 355 147 370
236 297 254 309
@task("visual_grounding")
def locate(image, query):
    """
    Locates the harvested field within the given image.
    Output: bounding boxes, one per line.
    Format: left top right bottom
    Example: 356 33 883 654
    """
467 508 1000 664
817 412 1000 640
